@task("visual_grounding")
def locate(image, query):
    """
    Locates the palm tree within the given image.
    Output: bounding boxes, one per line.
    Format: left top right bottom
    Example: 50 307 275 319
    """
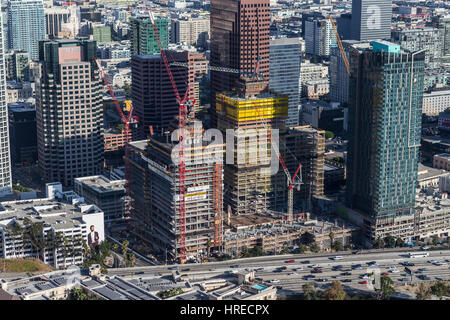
62 237 69 268
29 222 44 259
53 232 64 268
328 231 335 252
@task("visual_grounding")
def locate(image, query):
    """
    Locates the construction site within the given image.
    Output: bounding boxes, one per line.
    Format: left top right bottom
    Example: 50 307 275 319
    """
222 212 358 255
118 9 338 263
216 89 289 216
124 118 225 263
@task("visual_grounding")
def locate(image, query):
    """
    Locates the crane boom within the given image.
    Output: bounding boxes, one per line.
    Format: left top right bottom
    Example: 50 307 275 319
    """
146 8 193 263
328 16 351 75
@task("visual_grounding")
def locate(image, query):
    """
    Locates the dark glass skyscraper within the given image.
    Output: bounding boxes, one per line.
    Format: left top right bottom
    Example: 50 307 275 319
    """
351 0 392 41
346 41 425 226
210 0 270 126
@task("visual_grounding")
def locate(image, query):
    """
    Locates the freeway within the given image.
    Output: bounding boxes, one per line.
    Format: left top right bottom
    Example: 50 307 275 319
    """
108 249 450 293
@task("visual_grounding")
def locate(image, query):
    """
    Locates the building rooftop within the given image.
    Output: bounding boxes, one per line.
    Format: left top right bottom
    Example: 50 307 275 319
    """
0 195 101 230
74 175 126 194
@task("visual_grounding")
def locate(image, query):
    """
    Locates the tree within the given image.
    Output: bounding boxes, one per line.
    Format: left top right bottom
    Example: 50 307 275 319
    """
29 222 44 259
383 235 396 248
127 253 136 267
310 242 320 253
373 237 385 249
332 239 343 252
378 275 395 300
431 235 439 246
416 283 432 300
123 81 131 95
206 240 212 256
325 131 334 139
322 281 346 300
300 232 315 245
280 246 290 254
430 281 448 300
122 240 129 258
302 282 318 300
395 237 405 248
328 231 335 251
299 244 308 253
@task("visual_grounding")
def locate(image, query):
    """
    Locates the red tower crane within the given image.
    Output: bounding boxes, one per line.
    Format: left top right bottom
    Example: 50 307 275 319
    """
145 8 195 264
94 58 137 140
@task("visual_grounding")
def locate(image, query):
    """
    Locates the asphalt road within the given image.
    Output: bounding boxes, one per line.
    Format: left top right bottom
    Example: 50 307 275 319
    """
108 249 450 294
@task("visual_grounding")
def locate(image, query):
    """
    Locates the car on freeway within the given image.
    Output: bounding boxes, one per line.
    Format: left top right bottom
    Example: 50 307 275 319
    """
271 279 280 283
435 277 445 281
401 262 415 267
399 278 409 282
332 256 344 260
434 262 448 266
317 278 328 282
352 250 362 255
360 274 369 279
421 246 430 251
288 272 298 276
352 265 362 270
256 268 264 272
311 268 323 274
341 272 352 276
303 275 316 280
230 265 239 268
279 266 287 270
311 264 320 268
301 260 311 264
381 272 389 276
295 267 304 271
417 275 431 281
389 267 400 273
367 261 377 265
360 281 368 285
181 268 190 271
286 260 296 263
428 260 438 264
332 275 342 279
342 279 352 283
419 268 429 272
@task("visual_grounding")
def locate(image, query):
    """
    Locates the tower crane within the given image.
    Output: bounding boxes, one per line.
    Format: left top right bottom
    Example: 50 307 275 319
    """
328 15 351 75
94 58 137 140
145 7 195 264
170 56 265 79
250 101 303 222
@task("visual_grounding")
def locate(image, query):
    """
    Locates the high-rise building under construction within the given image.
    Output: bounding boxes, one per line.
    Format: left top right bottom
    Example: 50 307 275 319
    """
125 120 225 262
216 91 288 215
210 0 270 127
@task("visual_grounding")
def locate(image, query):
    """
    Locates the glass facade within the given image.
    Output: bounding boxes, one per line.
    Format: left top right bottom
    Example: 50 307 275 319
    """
269 37 301 127
346 42 425 219
130 18 169 56
7 0 46 61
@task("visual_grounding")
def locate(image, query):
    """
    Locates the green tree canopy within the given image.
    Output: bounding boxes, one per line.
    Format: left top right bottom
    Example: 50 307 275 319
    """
325 131 334 139
321 281 346 300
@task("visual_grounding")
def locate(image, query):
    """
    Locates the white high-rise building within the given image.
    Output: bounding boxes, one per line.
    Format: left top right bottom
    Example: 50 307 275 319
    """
0 13 12 196
270 37 302 127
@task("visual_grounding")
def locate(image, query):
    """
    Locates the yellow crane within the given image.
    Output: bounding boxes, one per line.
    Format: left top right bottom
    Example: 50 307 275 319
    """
328 16 351 75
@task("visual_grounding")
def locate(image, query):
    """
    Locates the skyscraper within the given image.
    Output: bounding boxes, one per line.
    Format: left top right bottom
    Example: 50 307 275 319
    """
346 41 425 243
36 39 104 186
130 17 169 56
269 37 302 127
304 18 336 58
7 0 46 60
0 12 12 196
210 0 270 126
351 0 392 41
131 53 188 137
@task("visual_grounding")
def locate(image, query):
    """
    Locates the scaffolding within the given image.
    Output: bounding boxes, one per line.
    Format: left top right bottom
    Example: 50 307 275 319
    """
285 126 325 212
216 93 288 216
